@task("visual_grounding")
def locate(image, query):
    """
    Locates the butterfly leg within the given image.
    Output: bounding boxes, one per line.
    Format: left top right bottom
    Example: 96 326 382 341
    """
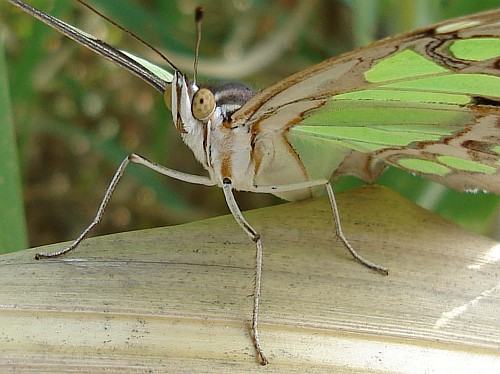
35 153 215 259
252 180 388 275
325 183 388 275
222 178 268 366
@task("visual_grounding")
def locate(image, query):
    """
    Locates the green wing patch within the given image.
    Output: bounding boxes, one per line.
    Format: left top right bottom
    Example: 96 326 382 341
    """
288 13 500 193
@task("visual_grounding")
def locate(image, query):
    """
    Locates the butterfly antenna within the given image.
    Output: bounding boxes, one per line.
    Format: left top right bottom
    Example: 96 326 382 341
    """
193 6 204 84
76 0 179 72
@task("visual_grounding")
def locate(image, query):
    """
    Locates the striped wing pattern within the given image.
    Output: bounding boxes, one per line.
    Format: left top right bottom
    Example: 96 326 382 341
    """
232 10 500 194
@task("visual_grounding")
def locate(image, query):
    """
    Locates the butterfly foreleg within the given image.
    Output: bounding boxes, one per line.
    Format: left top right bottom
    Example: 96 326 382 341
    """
221 179 268 366
35 153 216 260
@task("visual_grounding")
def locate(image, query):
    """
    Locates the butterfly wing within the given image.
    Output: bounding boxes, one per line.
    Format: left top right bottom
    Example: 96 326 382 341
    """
231 9 500 196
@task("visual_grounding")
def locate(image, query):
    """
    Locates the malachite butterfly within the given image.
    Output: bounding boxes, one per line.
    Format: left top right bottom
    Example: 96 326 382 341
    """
7 0 500 364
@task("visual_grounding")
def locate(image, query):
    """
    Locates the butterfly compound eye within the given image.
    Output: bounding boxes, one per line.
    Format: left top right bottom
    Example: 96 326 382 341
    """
192 88 216 120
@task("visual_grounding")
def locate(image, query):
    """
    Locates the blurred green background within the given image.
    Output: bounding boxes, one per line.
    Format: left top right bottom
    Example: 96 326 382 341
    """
1 0 499 254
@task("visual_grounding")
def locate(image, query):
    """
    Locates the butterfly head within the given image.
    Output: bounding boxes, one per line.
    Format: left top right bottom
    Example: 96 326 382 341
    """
164 71 253 134
164 71 204 134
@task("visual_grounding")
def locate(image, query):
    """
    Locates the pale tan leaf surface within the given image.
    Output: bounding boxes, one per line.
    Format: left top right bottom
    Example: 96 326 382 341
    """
0 186 498 372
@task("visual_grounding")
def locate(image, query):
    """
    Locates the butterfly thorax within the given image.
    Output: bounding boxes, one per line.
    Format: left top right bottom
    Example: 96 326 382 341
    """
166 71 316 200
167 72 259 189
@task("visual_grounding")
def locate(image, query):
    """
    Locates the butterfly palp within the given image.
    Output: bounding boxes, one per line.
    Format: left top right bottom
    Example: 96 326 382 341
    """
163 85 173 112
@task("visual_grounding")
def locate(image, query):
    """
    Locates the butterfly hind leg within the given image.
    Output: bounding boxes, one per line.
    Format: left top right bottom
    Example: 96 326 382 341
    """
325 183 388 275
252 180 388 275
34 153 215 259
